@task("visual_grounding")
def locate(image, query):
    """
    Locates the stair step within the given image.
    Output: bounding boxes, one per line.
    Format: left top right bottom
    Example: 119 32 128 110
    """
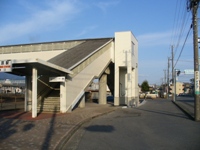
40 102 60 104
37 97 60 112
37 108 60 112
38 104 60 106
45 97 60 99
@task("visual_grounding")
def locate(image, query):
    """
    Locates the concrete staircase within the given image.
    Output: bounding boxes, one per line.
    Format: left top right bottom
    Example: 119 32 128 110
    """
65 49 111 111
37 97 60 112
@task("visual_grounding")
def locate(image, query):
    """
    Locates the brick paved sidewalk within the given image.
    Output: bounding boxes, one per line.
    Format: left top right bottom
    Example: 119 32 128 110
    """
0 103 117 150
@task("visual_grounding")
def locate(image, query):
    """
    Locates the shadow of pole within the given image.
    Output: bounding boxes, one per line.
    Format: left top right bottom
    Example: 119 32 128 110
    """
41 106 57 150
136 107 190 120
85 125 115 132
38 98 44 115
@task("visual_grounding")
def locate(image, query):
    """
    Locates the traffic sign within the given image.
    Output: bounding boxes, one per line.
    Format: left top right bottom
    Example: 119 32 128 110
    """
195 71 200 94
0 60 12 72
184 69 194 74
49 76 65 82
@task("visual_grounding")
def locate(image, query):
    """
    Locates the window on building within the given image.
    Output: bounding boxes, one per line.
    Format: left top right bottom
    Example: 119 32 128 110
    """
132 42 134 56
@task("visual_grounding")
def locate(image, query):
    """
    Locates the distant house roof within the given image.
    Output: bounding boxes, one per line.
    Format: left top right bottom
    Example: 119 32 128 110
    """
48 38 113 69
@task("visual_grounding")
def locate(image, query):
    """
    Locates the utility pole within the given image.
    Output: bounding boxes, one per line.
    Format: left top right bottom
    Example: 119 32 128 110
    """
167 57 170 99
171 45 174 100
190 0 200 121
164 69 166 85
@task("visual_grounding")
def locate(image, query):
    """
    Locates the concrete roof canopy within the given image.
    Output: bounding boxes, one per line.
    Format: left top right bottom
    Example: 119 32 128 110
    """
0 38 113 77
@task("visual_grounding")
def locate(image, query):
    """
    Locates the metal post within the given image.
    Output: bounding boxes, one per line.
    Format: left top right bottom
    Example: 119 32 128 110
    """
171 45 174 84
173 70 176 102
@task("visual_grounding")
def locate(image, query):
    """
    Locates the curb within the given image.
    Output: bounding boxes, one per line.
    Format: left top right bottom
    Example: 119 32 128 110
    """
172 100 194 120
137 99 146 107
54 109 116 150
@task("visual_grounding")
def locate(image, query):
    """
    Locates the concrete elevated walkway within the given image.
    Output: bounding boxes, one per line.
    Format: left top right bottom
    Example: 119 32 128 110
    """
0 31 139 118
0 38 114 116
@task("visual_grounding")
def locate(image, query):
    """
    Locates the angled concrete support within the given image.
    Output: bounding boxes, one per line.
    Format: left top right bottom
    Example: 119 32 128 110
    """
99 74 107 104
79 94 85 108
25 76 32 112
60 81 67 113
32 67 38 118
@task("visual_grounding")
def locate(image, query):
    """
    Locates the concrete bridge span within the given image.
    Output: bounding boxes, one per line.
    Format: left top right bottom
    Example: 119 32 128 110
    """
0 31 138 118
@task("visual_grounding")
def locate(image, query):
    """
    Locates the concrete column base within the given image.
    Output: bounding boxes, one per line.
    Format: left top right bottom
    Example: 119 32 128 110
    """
60 81 67 113
99 74 107 105
114 97 120 106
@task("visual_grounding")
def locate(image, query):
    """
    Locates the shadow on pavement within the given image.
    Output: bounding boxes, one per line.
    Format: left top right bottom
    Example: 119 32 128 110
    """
41 106 57 150
136 108 190 120
0 110 35 141
178 99 194 103
85 125 115 132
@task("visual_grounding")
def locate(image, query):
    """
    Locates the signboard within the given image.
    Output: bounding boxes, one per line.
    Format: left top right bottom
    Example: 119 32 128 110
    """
49 76 65 82
0 60 12 72
195 71 200 94
184 69 194 74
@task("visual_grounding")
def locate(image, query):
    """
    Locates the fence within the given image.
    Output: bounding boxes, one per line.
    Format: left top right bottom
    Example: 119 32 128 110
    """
0 93 24 111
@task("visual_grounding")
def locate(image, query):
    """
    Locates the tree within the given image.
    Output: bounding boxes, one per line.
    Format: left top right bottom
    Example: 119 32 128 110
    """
141 80 150 92
190 78 194 84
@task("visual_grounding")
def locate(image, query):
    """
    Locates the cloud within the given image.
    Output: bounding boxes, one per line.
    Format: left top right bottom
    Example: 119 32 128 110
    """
137 31 172 47
139 74 149 77
96 1 120 13
0 0 81 44
137 29 193 48
76 26 98 37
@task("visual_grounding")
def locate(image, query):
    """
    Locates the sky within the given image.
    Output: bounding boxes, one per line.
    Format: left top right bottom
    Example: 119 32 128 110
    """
0 0 198 85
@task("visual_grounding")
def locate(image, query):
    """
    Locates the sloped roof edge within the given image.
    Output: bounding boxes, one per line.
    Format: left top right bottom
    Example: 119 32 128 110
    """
0 37 113 47
68 39 113 70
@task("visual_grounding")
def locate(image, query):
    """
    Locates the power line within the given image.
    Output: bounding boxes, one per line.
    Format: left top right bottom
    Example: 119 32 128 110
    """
174 9 190 56
175 59 193 62
173 24 192 69
171 0 191 49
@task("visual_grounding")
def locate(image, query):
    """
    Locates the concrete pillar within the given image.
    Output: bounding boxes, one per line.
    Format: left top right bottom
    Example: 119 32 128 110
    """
114 67 119 106
32 68 37 118
99 74 107 104
60 81 67 113
25 76 32 111
79 94 85 108
127 72 132 107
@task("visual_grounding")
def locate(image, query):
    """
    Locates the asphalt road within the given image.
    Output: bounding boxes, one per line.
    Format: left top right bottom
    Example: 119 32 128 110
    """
63 99 200 150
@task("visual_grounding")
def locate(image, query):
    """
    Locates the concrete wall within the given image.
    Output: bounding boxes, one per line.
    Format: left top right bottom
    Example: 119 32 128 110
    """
64 42 113 112
0 50 65 61
114 31 139 106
